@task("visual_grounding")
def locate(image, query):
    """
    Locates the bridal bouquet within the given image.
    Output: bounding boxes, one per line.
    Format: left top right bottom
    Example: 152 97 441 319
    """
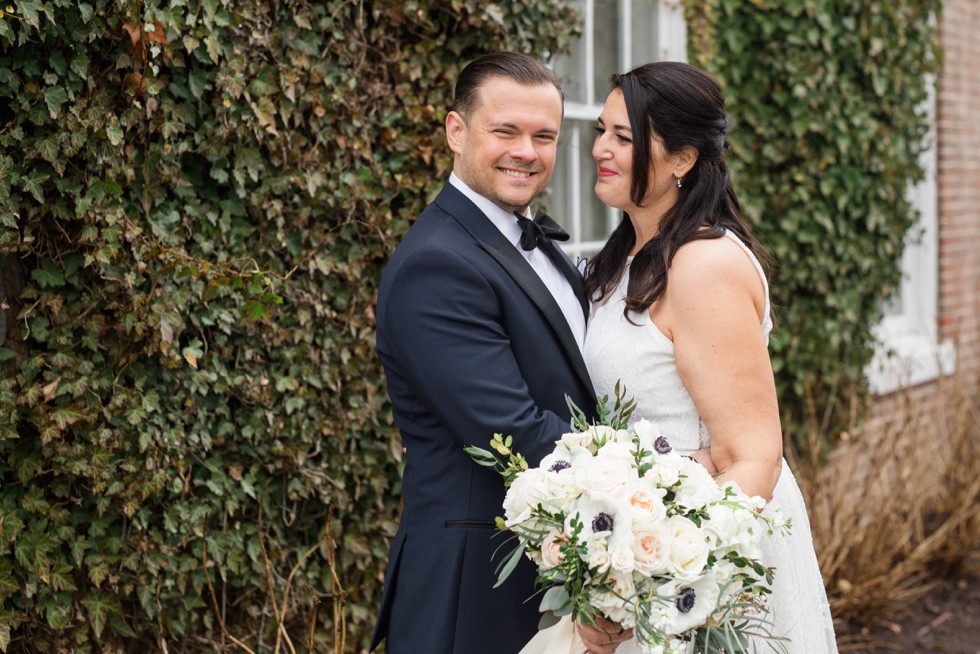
466 387 790 654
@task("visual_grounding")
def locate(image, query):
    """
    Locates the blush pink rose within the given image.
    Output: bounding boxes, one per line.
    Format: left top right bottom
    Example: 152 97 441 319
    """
540 529 568 570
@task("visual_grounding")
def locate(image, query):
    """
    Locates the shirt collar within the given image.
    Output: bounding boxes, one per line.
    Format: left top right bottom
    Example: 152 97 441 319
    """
449 172 529 246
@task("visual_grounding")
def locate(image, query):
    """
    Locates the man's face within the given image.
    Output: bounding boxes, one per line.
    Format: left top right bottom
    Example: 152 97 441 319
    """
446 77 563 214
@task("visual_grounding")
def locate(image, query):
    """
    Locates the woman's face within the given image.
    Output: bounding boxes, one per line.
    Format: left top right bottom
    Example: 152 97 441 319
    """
592 89 679 217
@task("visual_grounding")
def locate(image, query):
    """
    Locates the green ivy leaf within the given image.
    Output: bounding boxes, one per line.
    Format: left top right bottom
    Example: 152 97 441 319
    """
106 121 124 146
43 85 68 118
77 2 93 22
14 532 55 577
21 170 48 203
45 597 70 630
81 590 121 638
14 0 44 28
0 567 19 597
50 561 77 592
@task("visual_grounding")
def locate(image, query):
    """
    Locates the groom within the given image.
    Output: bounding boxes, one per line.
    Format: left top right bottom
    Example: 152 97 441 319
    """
371 52 601 653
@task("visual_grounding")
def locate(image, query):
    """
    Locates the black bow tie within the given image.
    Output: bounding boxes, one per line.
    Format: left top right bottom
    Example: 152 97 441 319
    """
514 210 570 251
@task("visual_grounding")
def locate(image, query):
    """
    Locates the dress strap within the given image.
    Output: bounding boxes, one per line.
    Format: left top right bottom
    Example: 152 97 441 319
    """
722 230 773 338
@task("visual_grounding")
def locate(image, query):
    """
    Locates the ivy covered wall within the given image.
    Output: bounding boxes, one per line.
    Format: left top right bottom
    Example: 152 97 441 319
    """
0 1 578 650
682 0 942 439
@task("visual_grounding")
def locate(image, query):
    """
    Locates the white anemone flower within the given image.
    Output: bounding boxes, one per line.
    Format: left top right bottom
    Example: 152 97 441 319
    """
652 573 722 634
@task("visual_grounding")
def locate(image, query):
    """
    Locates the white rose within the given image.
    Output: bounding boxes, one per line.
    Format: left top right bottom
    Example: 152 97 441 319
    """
664 516 710 580
632 523 671 576
645 460 680 488
625 479 668 525
559 430 594 451
595 440 635 465
591 572 636 625
502 468 551 522
678 455 719 486
585 424 618 447
588 547 611 573
575 456 632 498
610 547 636 574
503 505 533 530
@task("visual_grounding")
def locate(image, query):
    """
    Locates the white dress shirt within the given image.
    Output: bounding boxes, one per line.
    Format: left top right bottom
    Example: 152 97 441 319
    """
449 173 586 351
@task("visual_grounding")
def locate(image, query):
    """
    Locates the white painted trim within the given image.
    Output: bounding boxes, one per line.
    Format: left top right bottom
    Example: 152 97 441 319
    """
657 0 688 63
866 73 956 395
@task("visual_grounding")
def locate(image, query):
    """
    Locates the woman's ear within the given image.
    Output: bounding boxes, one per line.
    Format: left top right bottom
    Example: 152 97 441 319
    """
673 145 699 178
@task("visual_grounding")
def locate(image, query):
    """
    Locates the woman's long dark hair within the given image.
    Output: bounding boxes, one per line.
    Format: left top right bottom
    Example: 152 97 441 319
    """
584 62 771 317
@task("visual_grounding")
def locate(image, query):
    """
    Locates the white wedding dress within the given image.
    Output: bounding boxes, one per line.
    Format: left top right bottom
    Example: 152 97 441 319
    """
580 231 838 653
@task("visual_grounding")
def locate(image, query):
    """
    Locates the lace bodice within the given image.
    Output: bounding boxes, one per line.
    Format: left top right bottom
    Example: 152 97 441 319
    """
583 231 772 454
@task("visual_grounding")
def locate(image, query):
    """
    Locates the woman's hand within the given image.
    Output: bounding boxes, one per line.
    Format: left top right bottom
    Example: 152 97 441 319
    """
577 616 633 654
690 447 718 475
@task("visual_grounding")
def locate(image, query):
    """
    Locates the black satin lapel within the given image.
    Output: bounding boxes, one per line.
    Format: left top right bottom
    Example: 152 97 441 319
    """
479 241 597 401
542 241 588 318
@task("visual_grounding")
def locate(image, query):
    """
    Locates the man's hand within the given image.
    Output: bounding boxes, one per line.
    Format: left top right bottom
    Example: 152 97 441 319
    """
577 615 633 654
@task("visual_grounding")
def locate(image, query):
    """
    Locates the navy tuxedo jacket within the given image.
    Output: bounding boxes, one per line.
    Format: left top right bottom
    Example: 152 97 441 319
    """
371 183 597 653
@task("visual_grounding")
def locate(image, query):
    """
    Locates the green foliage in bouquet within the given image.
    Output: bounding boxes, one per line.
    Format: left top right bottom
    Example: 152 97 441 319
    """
681 0 942 447
0 0 581 650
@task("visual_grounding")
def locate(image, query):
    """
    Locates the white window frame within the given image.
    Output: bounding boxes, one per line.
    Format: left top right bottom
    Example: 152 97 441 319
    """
553 0 687 261
866 76 956 395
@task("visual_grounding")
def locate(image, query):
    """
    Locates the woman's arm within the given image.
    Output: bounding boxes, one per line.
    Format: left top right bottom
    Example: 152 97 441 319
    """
652 237 782 500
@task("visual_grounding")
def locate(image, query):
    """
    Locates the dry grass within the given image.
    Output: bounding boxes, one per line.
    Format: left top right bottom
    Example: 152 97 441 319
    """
790 375 980 626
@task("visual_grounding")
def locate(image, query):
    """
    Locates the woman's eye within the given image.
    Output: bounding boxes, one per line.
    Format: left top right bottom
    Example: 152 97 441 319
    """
616 134 632 144
593 125 605 135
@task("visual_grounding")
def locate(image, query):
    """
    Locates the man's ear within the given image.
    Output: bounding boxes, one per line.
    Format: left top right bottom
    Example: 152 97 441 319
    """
445 110 467 155
673 145 699 178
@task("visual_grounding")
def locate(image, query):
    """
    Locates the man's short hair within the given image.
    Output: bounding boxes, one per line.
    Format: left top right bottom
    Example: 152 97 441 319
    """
451 51 564 119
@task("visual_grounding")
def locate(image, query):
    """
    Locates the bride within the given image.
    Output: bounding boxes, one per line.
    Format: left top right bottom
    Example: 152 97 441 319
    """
571 62 839 654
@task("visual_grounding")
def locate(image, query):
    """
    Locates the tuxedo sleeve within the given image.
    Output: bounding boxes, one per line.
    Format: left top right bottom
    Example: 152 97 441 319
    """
379 245 567 464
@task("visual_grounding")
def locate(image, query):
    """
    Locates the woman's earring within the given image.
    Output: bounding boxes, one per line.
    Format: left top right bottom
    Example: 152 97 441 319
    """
675 175 683 189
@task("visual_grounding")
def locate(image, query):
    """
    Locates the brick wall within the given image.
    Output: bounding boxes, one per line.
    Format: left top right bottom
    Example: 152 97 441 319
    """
831 2 979 448
937 0 980 390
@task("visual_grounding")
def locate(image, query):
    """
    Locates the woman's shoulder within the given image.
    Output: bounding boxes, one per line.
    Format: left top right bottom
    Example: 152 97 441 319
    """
672 233 758 275
668 233 766 304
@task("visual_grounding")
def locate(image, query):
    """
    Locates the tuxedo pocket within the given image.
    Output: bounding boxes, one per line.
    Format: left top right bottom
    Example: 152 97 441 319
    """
443 519 495 529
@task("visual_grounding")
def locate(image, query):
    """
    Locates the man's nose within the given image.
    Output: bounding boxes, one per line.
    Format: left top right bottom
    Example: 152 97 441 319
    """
508 135 537 161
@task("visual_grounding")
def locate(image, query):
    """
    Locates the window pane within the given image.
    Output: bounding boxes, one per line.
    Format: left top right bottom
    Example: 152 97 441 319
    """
631 0 658 68
593 0 619 103
552 0 588 104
